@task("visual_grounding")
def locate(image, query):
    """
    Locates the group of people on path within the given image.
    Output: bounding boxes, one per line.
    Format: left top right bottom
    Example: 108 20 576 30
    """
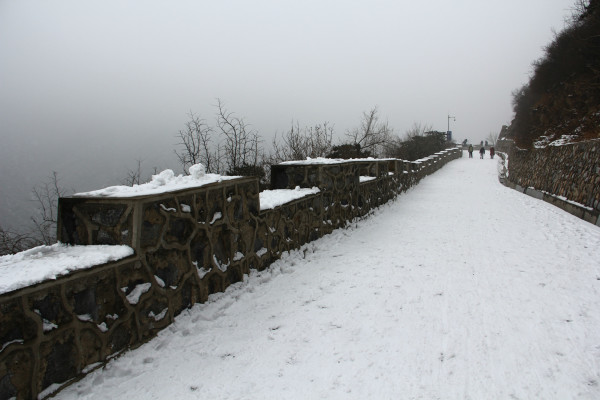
468 144 495 159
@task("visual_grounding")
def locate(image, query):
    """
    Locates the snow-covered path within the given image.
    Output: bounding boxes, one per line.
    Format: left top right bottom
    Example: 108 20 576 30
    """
59 154 600 400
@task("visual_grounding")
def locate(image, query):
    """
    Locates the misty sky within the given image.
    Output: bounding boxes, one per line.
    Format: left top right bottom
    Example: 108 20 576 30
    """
0 0 576 229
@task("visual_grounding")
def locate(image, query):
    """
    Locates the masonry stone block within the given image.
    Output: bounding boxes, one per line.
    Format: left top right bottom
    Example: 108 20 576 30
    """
141 203 166 248
210 227 230 265
108 319 135 353
1 349 33 400
118 262 154 308
172 278 194 316
79 329 103 367
39 331 78 390
0 299 38 346
227 264 245 286
165 217 195 245
206 272 225 295
139 294 170 336
207 188 225 220
146 248 189 289
29 289 71 332
0 370 18 400
190 228 211 270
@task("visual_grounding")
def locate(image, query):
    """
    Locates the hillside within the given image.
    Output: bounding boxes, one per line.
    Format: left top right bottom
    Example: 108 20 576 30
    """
503 0 600 148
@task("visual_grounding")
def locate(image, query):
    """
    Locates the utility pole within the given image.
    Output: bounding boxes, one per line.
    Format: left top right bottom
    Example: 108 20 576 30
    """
447 114 456 142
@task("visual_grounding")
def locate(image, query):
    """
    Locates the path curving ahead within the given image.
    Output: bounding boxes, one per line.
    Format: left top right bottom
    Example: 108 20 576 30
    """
58 153 600 400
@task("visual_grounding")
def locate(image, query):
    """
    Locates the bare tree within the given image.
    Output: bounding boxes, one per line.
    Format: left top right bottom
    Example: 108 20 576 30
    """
270 120 334 162
31 171 66 245
0 225 37 256
1 172 71 254
346 107 393 157
174 101 265 177
569 0 593 22
305 122 335 158
122 159 143 186
404 122 433 139
215 99 261 174
271 121 304 162
383 122 443 160
174 112 219 174
487 131 499 146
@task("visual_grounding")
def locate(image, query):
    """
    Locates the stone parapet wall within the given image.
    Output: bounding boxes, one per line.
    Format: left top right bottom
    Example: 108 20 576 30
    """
507 139 600 214
0 256 141 400
0 149 461 399
58 177 262 303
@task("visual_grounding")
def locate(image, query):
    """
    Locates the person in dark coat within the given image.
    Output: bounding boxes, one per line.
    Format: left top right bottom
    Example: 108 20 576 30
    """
490 146 495 159
479 146 485 159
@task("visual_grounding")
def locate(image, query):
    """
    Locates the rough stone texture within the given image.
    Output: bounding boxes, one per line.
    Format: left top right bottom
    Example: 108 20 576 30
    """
497 139 600 225
0 258 138 400
507 139 600 211
0 150 461 399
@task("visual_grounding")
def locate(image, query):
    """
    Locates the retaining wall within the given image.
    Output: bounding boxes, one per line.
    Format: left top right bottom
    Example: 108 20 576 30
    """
498 139 600 225
0 149 461 399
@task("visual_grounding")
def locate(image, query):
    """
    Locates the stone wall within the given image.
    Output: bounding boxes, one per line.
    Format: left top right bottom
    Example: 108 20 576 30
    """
0 149 461 399
0 257 141 400
501 139 600 225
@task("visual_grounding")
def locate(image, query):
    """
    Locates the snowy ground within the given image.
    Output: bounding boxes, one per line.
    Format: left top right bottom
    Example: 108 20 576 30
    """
57 153 600 400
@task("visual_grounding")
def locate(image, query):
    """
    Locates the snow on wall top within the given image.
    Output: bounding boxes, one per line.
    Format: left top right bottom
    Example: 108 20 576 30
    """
73 164 240 198
413 148 458 163
260 187 320 210
279 157 376 165
0 243 134 295
278 150 458 166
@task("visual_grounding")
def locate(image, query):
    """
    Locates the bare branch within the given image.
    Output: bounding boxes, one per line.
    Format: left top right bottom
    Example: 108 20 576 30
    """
404 122 433 139
215 99 262 174
31 171 66 245
346 107 393 157
174 111 219 173
122 159 143 186
270 120 334 163
0 225 38 255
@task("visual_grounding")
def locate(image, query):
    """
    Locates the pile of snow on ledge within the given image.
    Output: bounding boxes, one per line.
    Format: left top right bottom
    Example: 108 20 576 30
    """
0 243 134 294
278 150 457 166
74 163 239 198
260 187 320 210
279 157 375 165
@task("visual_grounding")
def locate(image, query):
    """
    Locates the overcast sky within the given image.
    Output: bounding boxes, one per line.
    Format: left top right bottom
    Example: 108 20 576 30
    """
0 0 576 229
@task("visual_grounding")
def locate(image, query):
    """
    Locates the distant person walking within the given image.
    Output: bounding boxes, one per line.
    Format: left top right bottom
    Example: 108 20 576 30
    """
490 146 495 159
468 144 473 158
479 146 485 159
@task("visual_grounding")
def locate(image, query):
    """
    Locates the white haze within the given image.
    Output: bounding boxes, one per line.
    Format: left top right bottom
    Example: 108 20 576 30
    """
0 0 576 229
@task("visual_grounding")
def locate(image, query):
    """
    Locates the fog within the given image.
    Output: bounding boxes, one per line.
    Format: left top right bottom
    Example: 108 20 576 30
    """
0 0 575 229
